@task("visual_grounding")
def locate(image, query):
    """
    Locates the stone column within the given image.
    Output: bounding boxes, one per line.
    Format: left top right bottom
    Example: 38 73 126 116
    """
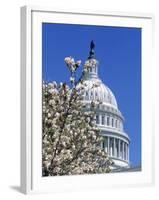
107 137 110 156
122 141 124 160
126 143 128 161
114 138 116 157
100 141 103 149
118 139 120 158
110 138 112 157
119 121 121 131
99 114 101 125
109 117 111 127
118 120 120 130
105 137 107 153
128 144 129 162
109 138 111 156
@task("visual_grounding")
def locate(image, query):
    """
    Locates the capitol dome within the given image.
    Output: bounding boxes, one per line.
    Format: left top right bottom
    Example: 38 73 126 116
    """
82 41 130 171
82 79 118 108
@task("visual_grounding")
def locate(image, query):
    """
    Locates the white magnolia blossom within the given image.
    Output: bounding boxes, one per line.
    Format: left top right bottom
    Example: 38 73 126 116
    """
42 57 113 177
64 56 81 74
70 76 75 83
64 56 75 65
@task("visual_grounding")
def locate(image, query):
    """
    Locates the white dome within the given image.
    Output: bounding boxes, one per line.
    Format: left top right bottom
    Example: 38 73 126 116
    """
81 41 130 171
83 78 118 108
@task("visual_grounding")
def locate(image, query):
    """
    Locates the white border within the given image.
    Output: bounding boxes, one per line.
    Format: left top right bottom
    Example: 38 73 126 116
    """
21 6 154 194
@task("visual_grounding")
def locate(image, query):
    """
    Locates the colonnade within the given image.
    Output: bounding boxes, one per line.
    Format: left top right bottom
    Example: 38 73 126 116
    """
102 137 129 161
96 114 123 131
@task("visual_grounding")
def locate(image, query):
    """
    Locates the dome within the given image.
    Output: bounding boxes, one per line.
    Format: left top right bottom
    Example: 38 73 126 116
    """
83 78 118 108
81 53 118 108
80 41 130 171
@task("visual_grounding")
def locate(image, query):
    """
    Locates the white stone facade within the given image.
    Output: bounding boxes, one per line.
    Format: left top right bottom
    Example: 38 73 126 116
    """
82 56 130 170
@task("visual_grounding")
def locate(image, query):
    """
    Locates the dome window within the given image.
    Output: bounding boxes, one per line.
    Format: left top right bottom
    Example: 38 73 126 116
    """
85 91 89 100
102 115 105 125
96 115 99 124
107 117 110 126
102 141 105 149
115 119 118 128
112 118 114 127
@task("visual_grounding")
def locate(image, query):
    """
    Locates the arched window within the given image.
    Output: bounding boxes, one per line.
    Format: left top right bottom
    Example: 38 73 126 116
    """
115 119 118 128
102 141 105 149
107 117 110 126
90 91 93 98
96 115 99 124
85 91 88 100
112 118 114 127
102 115 105 125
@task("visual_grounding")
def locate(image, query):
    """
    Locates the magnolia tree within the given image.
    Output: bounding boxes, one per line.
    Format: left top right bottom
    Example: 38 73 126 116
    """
42 57 113 176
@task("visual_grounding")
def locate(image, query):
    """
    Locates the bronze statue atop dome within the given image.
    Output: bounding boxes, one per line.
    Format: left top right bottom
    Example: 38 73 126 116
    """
88 40 95 59
90 40 95 50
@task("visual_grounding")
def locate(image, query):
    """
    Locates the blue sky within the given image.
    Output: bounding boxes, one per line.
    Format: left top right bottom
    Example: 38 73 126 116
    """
42 23 141 167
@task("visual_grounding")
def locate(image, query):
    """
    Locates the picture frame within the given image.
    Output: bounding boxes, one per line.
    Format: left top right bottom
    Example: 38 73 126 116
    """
21 6 154 194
